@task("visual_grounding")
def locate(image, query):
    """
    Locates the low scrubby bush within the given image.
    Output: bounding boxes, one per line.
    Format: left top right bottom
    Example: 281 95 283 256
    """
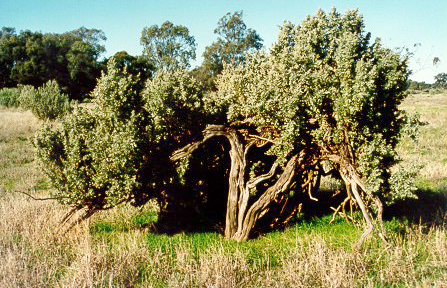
0 87 20 108
18 80 72 120
17 85 37 110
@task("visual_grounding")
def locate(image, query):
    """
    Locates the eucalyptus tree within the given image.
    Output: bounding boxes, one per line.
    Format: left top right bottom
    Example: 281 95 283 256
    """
67 26 107 58
140 21 196 70
434 72 447 88
35 9 417 244
195 11 263 89
108 51 155 90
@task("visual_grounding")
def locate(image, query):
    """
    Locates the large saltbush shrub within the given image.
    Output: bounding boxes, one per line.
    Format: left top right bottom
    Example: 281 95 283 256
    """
34 60 148 213
34 9 419 243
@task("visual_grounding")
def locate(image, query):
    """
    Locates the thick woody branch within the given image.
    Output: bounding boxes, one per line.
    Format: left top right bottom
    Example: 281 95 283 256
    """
233 152 307 241
247 162 279 189
170 125 230 162
170 135 213 161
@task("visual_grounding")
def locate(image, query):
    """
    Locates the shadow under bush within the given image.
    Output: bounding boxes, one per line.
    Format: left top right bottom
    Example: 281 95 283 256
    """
152 139 230 235
384 188 447 227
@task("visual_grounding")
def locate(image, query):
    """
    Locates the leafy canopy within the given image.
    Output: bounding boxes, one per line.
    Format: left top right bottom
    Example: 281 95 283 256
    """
211 8 414 201
141 21 197 71
194 11 263 89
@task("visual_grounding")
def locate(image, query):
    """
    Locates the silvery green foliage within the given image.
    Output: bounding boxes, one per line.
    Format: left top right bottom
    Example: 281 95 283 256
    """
212 9 417 203
16 85 36 110
34 59 146 209
143 69 205 146
18 80 71 120
142 69 207 184
34 9 420 227
34 60 206 211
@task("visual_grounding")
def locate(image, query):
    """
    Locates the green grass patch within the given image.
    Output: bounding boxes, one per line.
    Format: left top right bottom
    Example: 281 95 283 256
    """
91 221 129 234
18 135 28 142
416 178 447 192
32 179 50 191
143 215 364 269
132 210 158 228
3 179 15 191
91 208 158 236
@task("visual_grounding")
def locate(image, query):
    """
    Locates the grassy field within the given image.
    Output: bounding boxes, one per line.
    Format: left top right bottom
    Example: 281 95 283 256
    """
0 93 446 287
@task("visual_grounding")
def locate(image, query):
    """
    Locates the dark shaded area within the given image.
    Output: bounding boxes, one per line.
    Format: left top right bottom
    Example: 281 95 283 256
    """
253 187 348 237
298 188 348 220
384 188 447 227
152 139 231 235
148 160 447 238
149 171 447 238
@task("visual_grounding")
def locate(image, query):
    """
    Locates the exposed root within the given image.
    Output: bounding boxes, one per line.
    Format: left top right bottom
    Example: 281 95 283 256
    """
307 182 318 201
348 172 389 246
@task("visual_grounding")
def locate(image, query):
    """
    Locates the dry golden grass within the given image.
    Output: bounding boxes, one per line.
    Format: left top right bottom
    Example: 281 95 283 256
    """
1 194 446 288
398 93 447 188
0 93 446 287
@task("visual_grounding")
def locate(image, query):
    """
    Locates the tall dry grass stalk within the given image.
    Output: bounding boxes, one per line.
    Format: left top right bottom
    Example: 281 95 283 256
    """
1 191 446 287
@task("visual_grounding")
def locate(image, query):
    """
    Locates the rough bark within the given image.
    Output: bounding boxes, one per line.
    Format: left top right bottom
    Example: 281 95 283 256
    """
223 128 246 238
171 127 390 245
170 125 305 240
233 153 303 241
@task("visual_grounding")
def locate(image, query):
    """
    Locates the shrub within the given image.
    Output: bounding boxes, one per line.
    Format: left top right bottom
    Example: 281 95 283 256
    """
35 9 419 244
34 60 148 219
17 84 37 110
0 87 20 108
18 80 71 120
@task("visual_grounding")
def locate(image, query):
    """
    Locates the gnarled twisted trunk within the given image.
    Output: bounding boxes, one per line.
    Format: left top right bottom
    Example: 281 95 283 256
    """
232 153 303 241
327 152 388 246
172 125 390 245
171 125 308 240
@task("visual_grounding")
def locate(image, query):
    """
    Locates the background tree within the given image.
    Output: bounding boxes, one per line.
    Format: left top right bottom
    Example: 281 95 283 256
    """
193 11 263 89
140 21 196 71
0 27 105 100
0 27 16 38
107 51 155 90
0 27 17 87
434 72 447 88
408 80 432 91
68 26 107 57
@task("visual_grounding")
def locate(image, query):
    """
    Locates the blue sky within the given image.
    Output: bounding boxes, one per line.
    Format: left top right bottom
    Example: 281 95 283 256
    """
1 0 446 83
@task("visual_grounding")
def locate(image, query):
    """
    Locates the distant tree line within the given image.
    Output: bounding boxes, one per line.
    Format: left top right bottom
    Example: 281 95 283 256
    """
0 27 105 100
409 72 447 91
0 11 263 101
